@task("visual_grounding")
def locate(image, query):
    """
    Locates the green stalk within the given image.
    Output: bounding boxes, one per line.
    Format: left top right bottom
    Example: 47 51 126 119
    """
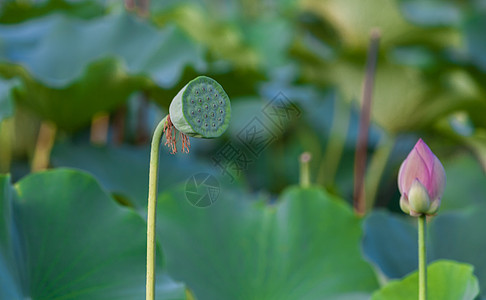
300 152 312 188
146 115 168 300
316 95 350 187
418 215 427 300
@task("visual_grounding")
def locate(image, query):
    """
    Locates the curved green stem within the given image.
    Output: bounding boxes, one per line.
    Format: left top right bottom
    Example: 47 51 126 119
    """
418 215 427 300
146 115 168 300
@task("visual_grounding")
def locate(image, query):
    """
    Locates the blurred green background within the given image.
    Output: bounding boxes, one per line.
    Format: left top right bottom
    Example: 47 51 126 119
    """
1 0 486 299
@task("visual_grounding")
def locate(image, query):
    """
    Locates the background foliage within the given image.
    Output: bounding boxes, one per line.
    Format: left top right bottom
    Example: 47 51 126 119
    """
0 0 485 299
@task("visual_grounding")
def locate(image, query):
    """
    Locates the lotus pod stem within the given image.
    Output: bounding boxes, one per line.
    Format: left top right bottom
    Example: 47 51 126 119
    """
146 76 231 300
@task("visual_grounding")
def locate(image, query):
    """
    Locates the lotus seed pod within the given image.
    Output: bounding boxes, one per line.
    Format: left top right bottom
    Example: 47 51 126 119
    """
169 76 231 138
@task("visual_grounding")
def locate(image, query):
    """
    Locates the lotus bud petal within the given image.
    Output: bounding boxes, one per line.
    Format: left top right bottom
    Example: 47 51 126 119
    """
408 180 431 214
399 196 411 215
398 139 446 216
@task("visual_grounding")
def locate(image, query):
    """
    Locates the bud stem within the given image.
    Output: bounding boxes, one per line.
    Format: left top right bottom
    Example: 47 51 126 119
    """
418 215 427 300
146 115 168 300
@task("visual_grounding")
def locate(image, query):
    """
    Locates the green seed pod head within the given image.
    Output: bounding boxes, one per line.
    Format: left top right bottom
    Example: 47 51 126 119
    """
169 76 231 138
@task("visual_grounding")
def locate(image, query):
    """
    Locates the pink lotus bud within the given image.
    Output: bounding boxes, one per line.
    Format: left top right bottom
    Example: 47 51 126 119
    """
398 139 446 216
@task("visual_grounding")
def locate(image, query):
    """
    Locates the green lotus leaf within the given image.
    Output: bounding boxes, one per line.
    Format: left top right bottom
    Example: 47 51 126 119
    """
157 185 379 300
372 260 479 300
0 169 187 299
50 142 217 212
0 12 205 130
0 0 106 24
363 205 486 299
300 0 459 51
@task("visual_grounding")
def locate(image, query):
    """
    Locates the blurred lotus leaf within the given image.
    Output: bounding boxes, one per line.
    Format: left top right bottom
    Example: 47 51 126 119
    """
157 186 379 300
0 12 205 130
363 205 486 299
0 169 187 299
0 0 106 23
371 260 479 300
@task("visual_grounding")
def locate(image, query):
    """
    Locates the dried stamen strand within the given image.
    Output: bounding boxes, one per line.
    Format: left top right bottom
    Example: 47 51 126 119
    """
163 114 190 154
